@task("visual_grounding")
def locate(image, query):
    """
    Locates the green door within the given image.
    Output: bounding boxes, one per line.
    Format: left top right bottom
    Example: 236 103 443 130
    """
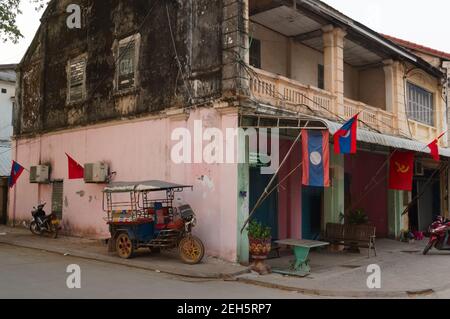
249 167 278 239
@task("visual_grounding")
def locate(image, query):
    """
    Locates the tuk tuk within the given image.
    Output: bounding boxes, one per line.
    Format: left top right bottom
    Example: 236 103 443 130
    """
103 180 205 264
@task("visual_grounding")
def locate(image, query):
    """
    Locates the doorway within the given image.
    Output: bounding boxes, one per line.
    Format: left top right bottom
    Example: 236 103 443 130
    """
410 171 441 231
249 167 278 239
0 178 7 225
301 186 323 240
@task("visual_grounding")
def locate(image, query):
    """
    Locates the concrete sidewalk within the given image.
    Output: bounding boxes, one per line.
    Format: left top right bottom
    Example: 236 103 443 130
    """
237 239 450 298
0 225 248 279
2 225 450 298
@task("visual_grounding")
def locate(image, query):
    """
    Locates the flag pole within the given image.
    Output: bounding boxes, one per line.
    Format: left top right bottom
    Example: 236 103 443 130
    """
240 123 309 234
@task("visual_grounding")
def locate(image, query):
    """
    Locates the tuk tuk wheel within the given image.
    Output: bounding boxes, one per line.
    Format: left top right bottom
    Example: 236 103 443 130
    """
116 233 134 259
179 235 205 264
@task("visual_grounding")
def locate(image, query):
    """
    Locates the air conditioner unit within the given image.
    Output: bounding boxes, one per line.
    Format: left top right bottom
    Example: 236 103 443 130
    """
84 163 109 183
29 165 50 183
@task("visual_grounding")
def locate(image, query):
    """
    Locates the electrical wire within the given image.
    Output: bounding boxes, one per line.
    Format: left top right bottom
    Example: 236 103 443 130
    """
165 2 194 105
82 1 158 104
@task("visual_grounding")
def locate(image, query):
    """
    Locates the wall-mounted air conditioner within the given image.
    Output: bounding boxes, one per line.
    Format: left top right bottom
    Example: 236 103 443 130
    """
84 163 109 183
29 165 50 183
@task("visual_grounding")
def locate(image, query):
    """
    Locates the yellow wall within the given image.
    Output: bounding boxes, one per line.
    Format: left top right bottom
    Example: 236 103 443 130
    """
250 23 287 76
290 42 324 87
359 67 386 110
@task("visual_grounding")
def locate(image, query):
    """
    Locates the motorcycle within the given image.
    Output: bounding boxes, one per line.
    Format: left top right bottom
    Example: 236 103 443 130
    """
423 216 450 255
30 203 60 239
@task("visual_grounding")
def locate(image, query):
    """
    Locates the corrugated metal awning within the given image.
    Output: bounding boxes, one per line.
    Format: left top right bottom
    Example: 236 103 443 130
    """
324 119 450 158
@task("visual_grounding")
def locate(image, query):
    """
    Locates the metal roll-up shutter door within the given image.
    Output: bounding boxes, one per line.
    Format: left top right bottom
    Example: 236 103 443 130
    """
52 181 64 220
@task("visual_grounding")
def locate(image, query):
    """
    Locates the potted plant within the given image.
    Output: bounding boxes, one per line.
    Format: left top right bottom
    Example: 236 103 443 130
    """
339 209 369 225
247 220 272 275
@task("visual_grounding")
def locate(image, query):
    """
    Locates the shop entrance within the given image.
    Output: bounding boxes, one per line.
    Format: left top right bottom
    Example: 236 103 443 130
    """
410 169 441 232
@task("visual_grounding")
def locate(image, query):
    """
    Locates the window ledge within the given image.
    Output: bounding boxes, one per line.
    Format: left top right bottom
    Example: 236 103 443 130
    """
113 87 139 98
66 99 86 107
408 119 436 129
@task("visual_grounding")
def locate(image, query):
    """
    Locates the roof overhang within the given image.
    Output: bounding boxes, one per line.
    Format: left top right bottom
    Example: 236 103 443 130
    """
250 0 446 78
240 103 450 158
297 0 445 78
323 119 450 158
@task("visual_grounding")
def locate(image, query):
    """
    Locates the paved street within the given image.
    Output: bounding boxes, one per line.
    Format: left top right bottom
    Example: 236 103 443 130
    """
0 244 310 299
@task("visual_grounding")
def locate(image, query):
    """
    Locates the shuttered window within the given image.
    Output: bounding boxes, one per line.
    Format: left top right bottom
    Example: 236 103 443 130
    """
407 82 434 126
68 55 87 103
117 35 139 91
52 181 64 220
249 38 261 69
318 64 324 90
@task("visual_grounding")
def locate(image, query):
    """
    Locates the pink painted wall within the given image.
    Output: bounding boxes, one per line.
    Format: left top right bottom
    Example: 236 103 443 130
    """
277 138 302 239
344 151 388 237
9 108 239 262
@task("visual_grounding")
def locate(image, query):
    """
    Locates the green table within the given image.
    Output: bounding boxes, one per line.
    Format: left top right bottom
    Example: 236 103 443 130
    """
272 239 330 277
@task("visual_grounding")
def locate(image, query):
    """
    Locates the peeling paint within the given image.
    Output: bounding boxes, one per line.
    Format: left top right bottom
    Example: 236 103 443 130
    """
76 190 85 197
16 0 223 136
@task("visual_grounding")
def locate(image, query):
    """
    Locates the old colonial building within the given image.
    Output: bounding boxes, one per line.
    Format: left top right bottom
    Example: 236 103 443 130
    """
11 0 450 263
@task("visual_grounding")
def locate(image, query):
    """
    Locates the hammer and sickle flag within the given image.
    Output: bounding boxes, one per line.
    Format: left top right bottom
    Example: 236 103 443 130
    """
388 151 415 191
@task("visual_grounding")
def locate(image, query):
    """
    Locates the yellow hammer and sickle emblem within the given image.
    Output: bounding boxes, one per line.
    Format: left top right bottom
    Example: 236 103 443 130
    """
395 161 410 174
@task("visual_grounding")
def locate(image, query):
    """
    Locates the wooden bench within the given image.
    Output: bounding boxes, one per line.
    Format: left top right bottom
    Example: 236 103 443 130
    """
323 223 377 258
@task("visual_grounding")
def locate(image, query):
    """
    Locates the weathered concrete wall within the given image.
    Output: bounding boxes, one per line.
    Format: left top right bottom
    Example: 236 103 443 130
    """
16 0 224 136
9 108 240 262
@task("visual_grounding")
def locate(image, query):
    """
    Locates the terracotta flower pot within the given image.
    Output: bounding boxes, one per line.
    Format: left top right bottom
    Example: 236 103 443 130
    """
249 237 272 259
248 237 272 275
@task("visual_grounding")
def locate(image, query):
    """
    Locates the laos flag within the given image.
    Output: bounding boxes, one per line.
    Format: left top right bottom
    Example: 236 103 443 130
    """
302 130 330 187
334 114 359 154
9 161 25 188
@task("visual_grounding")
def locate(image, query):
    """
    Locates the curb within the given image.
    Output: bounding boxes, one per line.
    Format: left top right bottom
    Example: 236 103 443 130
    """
236 277 412 298
237 276 450 298
0 238 250 280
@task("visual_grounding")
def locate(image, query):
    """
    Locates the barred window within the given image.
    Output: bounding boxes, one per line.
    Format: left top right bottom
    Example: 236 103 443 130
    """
67 55 87 103
407 82 434 126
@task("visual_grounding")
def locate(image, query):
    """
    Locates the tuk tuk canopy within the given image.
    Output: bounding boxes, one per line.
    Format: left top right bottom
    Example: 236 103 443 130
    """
103 180 193 193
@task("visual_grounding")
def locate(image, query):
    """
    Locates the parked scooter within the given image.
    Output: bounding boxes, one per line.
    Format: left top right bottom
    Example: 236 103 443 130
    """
29 203 60 239
423 216 450 255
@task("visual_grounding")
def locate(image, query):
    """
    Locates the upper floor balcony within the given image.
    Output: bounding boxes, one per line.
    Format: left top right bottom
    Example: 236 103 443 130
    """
246 1 447 146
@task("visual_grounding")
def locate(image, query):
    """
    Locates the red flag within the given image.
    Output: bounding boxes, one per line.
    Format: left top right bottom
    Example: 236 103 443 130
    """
389 151 415 191
427 132 446 161
66 153 84 179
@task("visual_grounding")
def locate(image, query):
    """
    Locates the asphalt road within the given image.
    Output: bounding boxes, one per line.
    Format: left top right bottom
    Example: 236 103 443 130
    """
0 244 311 299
